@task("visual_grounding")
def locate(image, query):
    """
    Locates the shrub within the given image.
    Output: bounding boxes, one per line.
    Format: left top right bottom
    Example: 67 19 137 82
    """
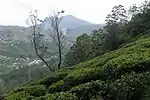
29 67 73 87
64 53 150 87
33 96 48 100
102 52 150 80
48 80 69 93
29 73 66 87
47 92 77 100
63 36 150 87
0 95 6 100
6 92 33 100
64 67 105 87
10 85 46 97
68 72 150 100
70 80 104 100
34 92 77 100
103 72 150 100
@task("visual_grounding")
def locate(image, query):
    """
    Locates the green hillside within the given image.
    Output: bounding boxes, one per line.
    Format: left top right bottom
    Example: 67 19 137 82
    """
3 33 150 100
2 1 150 100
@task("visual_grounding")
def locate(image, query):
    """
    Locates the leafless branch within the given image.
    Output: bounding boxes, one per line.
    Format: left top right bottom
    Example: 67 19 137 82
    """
26 10 54 72
47 10 66 70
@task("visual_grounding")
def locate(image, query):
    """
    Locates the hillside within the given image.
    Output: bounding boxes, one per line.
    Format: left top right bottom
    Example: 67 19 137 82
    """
4 33 150 100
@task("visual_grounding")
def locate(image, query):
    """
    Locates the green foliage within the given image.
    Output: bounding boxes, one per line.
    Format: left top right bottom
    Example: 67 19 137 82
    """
64 33 93 66
48 80 65 93
0 95 5 100
33 92 77 100
28 67 73 87
64 1 150 67
127 1 150 36
6 92 33 100
47 92 77 100
33 95 49 100
104 5 128 50
30 74 64 87
9 85 46 97
103 72 150 100
64 5 129 67
64 35 150 86
69 72 150 100
70 80 104 100
5 33 150 99
64 29 105 66
64 67 103 86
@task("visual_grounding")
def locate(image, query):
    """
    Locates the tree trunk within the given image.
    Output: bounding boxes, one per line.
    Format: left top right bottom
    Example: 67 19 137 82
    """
33 25 54 72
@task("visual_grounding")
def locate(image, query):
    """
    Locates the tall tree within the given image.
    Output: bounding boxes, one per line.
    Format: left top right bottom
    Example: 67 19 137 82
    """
64 33 92 66
47 10 66 70
64 29 104 67
127 1 150 36
26 10 54 72
104 5 128 50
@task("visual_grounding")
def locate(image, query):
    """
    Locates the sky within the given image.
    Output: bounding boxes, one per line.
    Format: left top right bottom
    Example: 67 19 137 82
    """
0 0 145 26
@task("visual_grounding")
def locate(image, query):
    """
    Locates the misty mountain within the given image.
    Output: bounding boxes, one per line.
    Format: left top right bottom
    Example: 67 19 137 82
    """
42 15 91 29
42 15 104 40
60 15 92 29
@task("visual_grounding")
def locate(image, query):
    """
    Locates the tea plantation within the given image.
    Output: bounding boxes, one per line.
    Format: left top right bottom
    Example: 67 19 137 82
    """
4 34 150 100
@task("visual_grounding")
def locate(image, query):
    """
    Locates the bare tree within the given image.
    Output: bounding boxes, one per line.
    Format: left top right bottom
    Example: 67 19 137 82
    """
47 10 66 70
26 10 54 72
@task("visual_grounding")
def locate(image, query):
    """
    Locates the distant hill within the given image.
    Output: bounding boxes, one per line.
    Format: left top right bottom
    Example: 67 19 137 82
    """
60 15 92 29
42 15 104 40
42 15 92 29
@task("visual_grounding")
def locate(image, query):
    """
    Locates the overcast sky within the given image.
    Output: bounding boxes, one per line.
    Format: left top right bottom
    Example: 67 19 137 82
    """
0 0 145 26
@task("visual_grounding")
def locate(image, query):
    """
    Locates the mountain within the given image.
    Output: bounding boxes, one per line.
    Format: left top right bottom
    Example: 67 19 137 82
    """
60 15 104 39
3 33 150 100
60 15 92 29
43 15 92 29
42 15 104 40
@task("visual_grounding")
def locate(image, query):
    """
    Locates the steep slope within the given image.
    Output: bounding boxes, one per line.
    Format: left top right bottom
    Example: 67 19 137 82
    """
4 33 150 100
